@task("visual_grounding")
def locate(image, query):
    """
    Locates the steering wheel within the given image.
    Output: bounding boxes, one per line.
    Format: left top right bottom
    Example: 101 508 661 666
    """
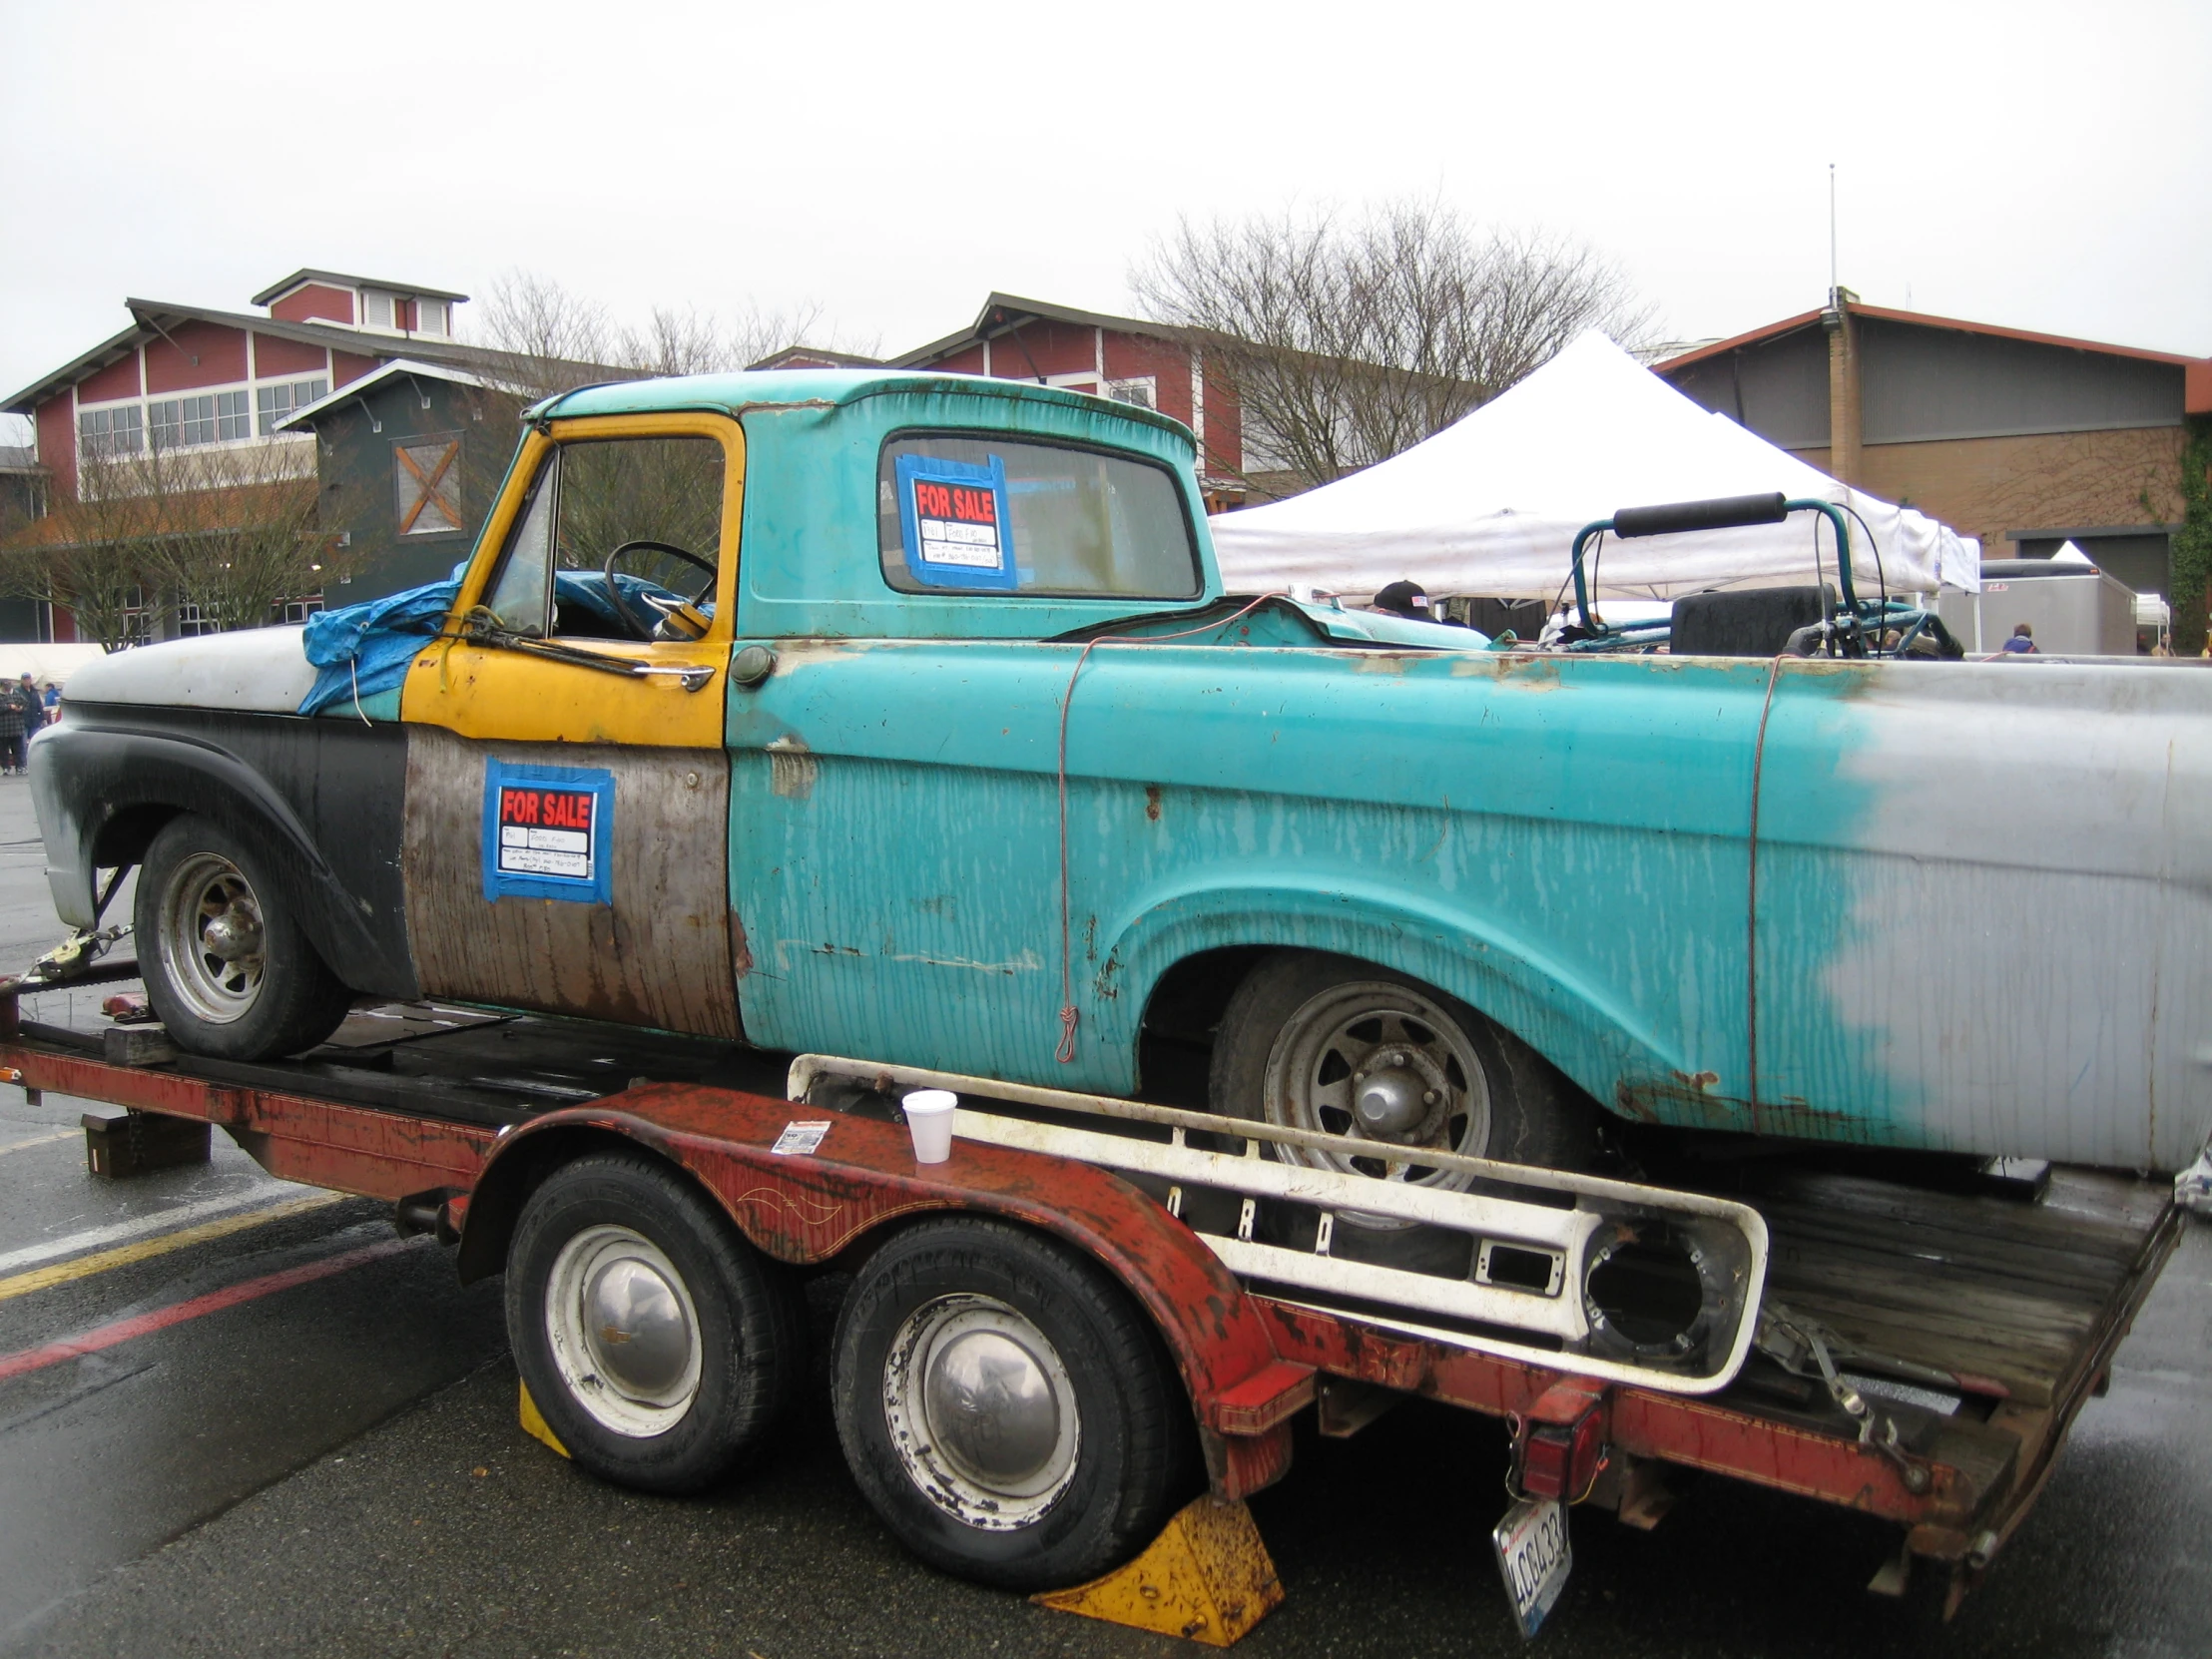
603 539 719 641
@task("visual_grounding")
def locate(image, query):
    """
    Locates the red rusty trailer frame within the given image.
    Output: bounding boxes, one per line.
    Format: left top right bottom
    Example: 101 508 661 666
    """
0 981 2182 1622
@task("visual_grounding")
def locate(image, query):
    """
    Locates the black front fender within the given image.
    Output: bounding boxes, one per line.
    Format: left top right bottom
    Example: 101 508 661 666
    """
32 707 418 998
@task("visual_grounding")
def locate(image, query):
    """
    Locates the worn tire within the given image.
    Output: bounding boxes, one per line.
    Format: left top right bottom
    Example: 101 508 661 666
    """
135 813 353 1060
831 1217 1193 1591
1210 951 1596 1263
507 1152 805 1495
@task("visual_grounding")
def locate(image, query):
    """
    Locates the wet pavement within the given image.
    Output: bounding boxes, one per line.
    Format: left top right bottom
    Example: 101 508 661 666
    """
0 772 2206 1656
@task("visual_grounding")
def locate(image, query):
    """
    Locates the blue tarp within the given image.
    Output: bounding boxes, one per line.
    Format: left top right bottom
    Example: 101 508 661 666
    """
297 579 461 716
295 570 703 716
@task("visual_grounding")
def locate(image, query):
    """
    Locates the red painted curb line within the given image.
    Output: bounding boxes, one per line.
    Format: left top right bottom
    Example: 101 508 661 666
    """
0 1235 421 1383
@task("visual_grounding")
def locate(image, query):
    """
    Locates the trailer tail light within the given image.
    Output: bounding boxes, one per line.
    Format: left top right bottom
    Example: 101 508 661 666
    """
1515 1382 1609 1501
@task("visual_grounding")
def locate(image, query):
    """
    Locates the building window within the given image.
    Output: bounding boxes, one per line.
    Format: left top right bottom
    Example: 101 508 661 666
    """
78 405 144 458
363 292 395 330
416 299 447 336
149 391 255 450
258 378 328 434
175 597 216 638
217 389 251 441
1106 377 1157 410
120 586 153 647
276 594 325 626
394 436 464 534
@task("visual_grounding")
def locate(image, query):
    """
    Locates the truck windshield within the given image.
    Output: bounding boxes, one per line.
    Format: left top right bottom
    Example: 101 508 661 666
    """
878 435 1200 600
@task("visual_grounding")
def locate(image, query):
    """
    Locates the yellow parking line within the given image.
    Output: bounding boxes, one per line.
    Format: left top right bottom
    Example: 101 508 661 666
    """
0 1130 76 1159
0 1193 349 1304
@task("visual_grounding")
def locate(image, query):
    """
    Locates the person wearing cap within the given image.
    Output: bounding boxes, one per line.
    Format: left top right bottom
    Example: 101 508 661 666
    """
1371 580 1433 620
2001 623 2038 655
14 673 44 738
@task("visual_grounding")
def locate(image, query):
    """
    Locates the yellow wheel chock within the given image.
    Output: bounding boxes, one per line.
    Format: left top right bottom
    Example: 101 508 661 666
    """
523 1383 1280 1643
518 1382 570 1459
1033 1495 1284 1646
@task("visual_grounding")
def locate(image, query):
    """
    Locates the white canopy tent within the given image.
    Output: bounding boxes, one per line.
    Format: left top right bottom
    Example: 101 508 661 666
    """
1209 332 1979 606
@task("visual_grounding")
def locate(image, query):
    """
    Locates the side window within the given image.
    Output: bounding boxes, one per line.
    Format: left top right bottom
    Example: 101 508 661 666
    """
482 457 556 637
476 435 728 644
877 435 1199 600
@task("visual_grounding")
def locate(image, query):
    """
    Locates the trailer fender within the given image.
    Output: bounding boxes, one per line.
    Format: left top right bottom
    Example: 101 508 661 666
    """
456 1087 1300 1459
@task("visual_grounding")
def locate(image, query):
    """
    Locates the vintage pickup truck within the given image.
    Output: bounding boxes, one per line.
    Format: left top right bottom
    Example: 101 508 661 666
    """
28 366 2212 1211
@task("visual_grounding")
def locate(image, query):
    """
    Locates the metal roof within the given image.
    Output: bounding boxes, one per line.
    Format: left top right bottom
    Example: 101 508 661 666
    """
250 269 471 306
272 357 491 432
891 291 1191 370
1656 301 2209 375
4 298 509 416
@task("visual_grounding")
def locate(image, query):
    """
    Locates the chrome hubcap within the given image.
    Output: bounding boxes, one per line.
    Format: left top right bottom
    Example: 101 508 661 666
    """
1262 981 1492 1218
545 1226 702 1437
883 1295 1079 1528
158 852 268 1025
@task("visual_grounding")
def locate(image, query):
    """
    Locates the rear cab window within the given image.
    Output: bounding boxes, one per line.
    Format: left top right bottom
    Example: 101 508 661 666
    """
877 435 1201 601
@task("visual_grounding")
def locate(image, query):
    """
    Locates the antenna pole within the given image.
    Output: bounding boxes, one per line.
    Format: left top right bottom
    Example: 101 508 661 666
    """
1828 163 1839 305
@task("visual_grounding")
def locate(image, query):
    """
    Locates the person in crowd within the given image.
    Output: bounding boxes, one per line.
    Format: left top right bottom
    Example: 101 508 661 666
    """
2001 622 2038 655
1371 580 1434 620
15 673 45 738
0 681 26 776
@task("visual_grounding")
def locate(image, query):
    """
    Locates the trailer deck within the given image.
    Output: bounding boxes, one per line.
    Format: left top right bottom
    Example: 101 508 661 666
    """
2 971 2181 1623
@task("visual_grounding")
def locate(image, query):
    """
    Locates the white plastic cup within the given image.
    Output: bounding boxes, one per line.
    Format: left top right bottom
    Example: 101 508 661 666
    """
902 1090 958 1164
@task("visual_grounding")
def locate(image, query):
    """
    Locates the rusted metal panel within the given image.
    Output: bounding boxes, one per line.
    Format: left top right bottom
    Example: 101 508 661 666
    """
728 632 2210 1172
0 1041 494 1201
402 727 740 1037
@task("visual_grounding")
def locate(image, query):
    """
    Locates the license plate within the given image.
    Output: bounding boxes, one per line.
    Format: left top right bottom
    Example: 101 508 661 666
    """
1492 1495 1572 1638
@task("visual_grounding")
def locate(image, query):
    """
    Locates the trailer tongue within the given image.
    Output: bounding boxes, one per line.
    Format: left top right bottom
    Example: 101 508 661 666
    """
0 980 2182 1637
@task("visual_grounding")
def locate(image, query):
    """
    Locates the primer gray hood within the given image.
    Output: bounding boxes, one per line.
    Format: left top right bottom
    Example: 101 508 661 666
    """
61 628 317 714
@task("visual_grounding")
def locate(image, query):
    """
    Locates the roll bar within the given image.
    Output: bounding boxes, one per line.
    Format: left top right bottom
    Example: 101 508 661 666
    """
1569 493 1864 655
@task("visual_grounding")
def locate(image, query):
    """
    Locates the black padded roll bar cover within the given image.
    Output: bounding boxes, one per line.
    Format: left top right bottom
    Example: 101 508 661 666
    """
1612 491 1790 539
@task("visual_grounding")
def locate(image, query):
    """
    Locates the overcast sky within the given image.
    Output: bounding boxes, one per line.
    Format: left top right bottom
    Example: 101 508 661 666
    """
4 0 2206 442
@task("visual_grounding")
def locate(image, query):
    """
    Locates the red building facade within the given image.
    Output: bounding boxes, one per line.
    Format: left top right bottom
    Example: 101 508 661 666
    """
892 294 1247 510
6 270 476 639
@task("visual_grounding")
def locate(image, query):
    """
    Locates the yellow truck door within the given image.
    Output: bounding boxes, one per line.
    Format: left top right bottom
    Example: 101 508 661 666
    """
398 412 744 1037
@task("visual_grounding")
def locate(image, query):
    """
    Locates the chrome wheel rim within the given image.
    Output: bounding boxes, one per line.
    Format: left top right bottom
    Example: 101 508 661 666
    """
1261 980 1492 1218
157 851 268 1025
544 1225 702 1437
882 1294 1079 1529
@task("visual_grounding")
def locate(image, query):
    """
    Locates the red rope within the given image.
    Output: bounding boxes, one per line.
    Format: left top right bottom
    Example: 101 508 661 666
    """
1054 594 1284 1062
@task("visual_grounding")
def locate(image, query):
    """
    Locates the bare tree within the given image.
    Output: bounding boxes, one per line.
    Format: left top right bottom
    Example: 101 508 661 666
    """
0 438 343 647
473 271 837 401
1133 202 1654 491
0 462 149 650
132 439 340 633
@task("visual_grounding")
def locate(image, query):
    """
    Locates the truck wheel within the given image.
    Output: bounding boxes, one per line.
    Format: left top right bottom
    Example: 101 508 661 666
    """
136 814 353 1060
508 1152 804 1495
831 1217 1192 1590
1210 952 1594 1253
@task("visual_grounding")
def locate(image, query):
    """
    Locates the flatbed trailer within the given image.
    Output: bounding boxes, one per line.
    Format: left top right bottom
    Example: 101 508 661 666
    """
2 968 2182 1639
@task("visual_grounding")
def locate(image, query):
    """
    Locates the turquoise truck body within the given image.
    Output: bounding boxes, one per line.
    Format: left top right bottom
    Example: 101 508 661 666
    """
41 369 2212 1172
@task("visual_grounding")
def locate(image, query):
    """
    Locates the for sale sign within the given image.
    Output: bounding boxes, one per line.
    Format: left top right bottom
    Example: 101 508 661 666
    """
894 452 1017 590
496 783 597 880
481 762 615 903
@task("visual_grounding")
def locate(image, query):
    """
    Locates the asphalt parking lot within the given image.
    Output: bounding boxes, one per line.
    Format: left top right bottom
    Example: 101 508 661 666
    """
0 772 2206 1658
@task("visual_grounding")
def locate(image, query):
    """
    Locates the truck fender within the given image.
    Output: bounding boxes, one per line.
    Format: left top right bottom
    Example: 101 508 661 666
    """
454 1092 1296 1453
33 721 409 993
1109 877 1687 1107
